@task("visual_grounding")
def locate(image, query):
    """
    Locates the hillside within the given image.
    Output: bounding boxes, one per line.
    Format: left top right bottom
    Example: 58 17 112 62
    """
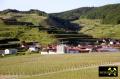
0 9 80 31
50 3 120 39
0 9 82 48
51 3 120 24
0 10 57 47
50 7 94 21
84 3 120 24
74 19 120 39
0 3 120 47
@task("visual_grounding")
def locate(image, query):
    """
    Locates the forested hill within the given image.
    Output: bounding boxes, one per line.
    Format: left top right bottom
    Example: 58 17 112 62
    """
50 7 94 21
51 3 120 24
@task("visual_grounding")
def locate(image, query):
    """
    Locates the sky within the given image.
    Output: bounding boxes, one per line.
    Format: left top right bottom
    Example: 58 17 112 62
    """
0 0 120 13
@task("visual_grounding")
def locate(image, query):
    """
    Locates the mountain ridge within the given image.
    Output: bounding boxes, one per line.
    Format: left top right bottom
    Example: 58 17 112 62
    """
51 3 120 24
1 3 120 25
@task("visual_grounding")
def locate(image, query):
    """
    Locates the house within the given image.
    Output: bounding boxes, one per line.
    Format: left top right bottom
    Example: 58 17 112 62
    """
4 49 18 55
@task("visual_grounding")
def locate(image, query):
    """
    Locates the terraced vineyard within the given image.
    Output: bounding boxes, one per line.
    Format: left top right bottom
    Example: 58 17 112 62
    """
51 33 97 44
0 18 98 48
0 10 100 47
0 53 120 79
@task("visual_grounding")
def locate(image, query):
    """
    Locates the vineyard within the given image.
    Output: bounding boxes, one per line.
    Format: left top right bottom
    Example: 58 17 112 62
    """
0 52 120 79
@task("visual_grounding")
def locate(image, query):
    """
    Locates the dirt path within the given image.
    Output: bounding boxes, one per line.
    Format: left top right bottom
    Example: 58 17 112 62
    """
0 62 120 79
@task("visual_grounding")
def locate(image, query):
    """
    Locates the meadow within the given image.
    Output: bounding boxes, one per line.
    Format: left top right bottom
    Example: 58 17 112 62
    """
0 52 120 79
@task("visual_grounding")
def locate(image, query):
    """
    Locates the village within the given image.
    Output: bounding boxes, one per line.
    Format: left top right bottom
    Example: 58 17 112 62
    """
0 38 120 57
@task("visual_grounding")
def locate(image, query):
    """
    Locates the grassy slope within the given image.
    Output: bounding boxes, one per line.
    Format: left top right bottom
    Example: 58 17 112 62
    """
0 15 56 44
0 53 120 79
0 13 48 26
74 19 120 39
17 14 48 26
0 20 27 38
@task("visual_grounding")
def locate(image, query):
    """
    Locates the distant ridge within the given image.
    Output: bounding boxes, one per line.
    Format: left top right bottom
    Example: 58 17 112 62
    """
51 3 120 24
0 9 48 16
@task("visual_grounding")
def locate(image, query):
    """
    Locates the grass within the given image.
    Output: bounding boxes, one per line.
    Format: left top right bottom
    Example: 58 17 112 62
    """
73 19 120 39
0 52 120 79
17 14 47 26
0 21 27 38
0 13 48 26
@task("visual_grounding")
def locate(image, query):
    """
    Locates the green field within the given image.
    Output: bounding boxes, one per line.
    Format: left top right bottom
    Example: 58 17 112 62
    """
0 52 120 79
